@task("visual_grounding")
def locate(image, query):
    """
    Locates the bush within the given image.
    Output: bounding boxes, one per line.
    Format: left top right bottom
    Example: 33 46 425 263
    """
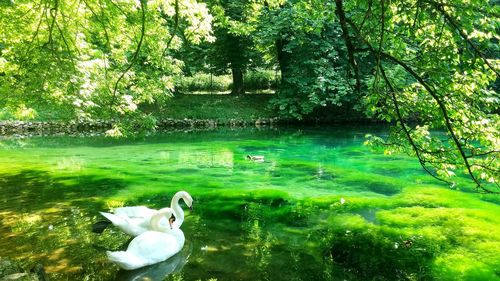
175 70 278 93
175 73 232 93
244 69 279 90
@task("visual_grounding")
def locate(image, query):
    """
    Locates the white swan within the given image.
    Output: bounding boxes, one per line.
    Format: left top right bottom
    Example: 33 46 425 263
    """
107 207 185 270
97 191 193 236
115 243 191 281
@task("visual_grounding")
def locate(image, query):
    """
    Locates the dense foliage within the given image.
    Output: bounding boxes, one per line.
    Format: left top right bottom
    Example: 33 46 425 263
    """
0 0 498 191
0 0 214 130
343 0 499 193
258 1 358 119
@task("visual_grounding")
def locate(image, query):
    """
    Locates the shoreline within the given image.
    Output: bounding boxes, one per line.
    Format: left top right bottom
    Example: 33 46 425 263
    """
0 117 380 137
0 118 281 136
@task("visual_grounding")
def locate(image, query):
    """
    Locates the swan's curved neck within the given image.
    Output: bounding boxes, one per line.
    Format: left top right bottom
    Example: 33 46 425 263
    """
171 193 185 228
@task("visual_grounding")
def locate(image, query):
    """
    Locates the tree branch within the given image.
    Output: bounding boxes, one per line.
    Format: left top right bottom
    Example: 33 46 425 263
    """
379 65 450 184
109 0 146 111
334 0 361 92
346 17 497 193
161 0 179 65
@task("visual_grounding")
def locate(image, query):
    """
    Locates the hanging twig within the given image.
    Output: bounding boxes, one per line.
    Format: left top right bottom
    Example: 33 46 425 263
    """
358 0 373 31
161 0 180 65
109 0 146 111
47 0 59 49
379 51 490 192
379 65 451 185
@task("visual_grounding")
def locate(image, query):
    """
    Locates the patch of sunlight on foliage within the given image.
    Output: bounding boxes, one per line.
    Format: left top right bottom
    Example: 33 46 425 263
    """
13 104 37 120
394 186 498 209
105 200 125 210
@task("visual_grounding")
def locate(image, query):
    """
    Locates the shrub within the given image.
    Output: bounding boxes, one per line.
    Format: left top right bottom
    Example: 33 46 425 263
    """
244 69 279 90
175 70 278 93
175 73 232 93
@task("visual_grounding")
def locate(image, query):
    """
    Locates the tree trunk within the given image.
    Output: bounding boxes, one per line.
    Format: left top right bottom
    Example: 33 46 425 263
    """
231 67 244 95
276 37 292 88
334 0 361 92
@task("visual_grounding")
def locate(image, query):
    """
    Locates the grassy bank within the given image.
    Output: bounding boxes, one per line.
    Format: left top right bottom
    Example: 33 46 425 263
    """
1 91 367 125
156 93 277 120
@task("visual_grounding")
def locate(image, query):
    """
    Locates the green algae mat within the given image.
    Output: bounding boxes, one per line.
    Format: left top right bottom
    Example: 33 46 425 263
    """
0 126 498 281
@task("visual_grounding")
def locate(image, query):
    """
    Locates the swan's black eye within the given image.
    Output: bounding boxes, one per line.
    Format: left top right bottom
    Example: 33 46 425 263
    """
170 214 176 222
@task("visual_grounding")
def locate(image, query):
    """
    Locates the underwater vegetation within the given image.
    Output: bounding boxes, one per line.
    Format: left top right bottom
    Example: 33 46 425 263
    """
0 127 498 280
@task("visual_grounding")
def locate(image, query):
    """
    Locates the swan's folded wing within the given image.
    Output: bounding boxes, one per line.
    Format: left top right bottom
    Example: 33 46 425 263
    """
114 206 156 218
100 212 127 227
100 211 151 236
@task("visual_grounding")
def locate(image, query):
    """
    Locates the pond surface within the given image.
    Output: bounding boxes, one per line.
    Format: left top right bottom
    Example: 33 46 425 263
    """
0 126 498 281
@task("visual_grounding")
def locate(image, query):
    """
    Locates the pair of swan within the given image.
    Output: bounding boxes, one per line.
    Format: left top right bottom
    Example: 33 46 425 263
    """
100 191 193 270
107 207 185 270
99 191 193 236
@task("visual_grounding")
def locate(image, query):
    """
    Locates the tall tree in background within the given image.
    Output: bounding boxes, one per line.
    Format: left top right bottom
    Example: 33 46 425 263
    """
257 0 358 119
207 0 256 95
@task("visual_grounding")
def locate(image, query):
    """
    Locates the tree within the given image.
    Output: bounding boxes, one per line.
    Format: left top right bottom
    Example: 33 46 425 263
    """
0 0 214 133
335 0 499 192
257 0 358 119
203 0 257 95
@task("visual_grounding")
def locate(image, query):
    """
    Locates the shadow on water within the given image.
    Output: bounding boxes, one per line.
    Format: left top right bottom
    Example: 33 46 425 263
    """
0 169 128 213
326 229 436 281
0 169 132 279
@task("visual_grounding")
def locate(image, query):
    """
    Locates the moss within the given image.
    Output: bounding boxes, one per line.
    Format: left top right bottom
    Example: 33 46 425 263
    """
323 214 435 280
433 251 499 281
331 167 406 196
194 189 291 222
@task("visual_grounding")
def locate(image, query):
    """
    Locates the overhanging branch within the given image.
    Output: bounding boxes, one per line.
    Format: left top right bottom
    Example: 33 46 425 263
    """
427 0 499 76
334 0 361 92
109 0 146 111
346 17 497 193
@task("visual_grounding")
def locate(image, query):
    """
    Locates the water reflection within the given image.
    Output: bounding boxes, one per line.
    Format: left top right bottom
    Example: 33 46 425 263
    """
115 243 192 281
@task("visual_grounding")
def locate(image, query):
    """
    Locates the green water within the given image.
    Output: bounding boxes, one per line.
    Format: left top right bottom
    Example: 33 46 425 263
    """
0 126 498 281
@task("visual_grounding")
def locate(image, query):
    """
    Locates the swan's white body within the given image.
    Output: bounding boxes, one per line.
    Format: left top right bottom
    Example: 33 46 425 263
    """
107 208 185 270
100 191 193 236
